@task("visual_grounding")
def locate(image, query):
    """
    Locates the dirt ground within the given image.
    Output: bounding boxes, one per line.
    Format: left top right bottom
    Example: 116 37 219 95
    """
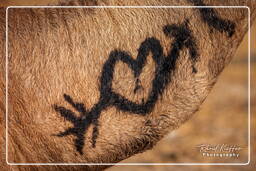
108 24 256 171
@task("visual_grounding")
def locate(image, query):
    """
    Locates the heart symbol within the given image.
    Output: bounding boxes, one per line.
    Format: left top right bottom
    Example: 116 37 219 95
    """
99 20 198 114
54 20 198 154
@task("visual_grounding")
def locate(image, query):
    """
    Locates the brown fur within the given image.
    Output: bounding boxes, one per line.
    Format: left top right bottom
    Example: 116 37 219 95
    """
0 0 256 170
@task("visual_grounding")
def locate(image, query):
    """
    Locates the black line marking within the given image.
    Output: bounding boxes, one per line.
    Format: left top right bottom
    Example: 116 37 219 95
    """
134 78 143 94
53 3 237 154
189 0 236 37
53 20 199 154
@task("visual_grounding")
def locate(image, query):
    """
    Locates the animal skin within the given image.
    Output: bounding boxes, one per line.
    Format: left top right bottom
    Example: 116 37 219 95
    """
0 0 255 170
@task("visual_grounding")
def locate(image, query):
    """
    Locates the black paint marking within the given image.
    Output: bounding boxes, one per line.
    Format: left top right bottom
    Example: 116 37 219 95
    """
189 0 236 37
54 20 199 154
53 4 237 154
134 78 143 94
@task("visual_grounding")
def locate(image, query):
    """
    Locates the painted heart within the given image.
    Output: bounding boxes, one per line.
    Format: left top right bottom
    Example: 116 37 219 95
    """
53 20 198 154
99 21 198 115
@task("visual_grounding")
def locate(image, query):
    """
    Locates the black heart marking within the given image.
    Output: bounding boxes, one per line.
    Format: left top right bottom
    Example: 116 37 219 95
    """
53 20 199 154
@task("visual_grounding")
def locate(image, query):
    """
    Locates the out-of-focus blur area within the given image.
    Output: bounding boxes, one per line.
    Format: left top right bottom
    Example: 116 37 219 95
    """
109 24 256 171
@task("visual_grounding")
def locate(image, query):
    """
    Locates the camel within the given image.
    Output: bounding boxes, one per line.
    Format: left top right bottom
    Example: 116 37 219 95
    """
0 0 255 170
